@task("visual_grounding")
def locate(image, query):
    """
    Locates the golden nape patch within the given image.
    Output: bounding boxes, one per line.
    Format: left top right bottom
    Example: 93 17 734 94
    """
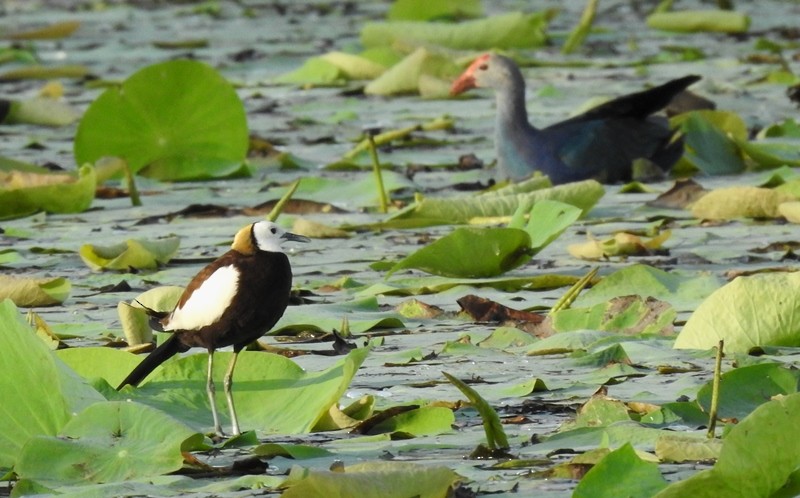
231 223 256 255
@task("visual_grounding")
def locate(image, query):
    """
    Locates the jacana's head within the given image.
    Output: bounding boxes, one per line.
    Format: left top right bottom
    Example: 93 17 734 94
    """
232 221 310 254
450 53 520 95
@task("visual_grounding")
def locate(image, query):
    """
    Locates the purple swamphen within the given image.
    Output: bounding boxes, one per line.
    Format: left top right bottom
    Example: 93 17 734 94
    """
450 53 701 184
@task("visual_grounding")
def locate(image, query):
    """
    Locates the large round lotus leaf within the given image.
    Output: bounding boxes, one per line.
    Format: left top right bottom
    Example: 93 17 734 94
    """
15 401 203 484
674 272 800 352
74 59 248 181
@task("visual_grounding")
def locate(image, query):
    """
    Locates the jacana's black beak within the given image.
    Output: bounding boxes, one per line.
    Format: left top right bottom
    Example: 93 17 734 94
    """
281 231 311 243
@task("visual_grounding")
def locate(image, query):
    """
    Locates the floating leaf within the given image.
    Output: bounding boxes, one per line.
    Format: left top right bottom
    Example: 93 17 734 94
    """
364 47 459 96
654 394 800 498
0 300 104 470
690 186 795 220
0 275 71 307
362 11 549 50
118 348 370 434
678 111 747 175
568 230 671 260
514 199 582 253
779 201 800 223
0 163 95 218
573 443 668 498
573 264 721 311
647 10 750 33
275 57 347 85
282 461 458 498
389 179 604 226
387 227 531 278
675 272 800 352
274 297 404 334
552 295 676 336
15 401 204 485
696 362 798 421
387 0 482 21
5 20 81 40
118 286 183 347
2 96 79 126
368 406 455 436
74 60 248 181
79 236 180 271
0 64 90 81
736 138 800 169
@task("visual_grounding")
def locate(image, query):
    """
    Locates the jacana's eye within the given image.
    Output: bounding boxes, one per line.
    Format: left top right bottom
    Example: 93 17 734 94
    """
270 227 277 234
478 64 488 70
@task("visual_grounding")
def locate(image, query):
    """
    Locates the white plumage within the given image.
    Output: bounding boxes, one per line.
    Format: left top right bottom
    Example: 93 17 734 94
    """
164 265 239 331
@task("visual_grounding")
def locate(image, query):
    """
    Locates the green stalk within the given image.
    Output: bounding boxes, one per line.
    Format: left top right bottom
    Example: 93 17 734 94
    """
123 159 142 207
342 116 453 160
268 177 301 221
707 340 724 438
367 131 389 214
562 0 598 54
550 267 598 313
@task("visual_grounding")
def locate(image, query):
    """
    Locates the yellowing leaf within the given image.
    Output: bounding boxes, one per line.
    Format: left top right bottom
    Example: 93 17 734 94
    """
292 218 350 239
321 51 386 80
80 237 180 272
364 47 458 96
5 20 81 40
0 275 71 307
690 186 795 220
4 96 79 126
779 201 800 223
647 10 750 33
0 164 95 218
568 231 671 260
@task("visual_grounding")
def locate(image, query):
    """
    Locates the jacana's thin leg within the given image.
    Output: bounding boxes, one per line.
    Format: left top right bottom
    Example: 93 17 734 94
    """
223 351 241 436
206 350 223 436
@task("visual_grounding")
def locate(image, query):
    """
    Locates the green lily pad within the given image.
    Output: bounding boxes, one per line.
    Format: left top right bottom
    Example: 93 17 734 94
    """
361 11 550 50
573 443 668 497
696 362 799 421
74 59 249 181
0 300 105 470
0 275 71 307
573 264 721 311
118 347 370 434
675 272 800 352
552 295 676 336
80 236 180 271
0 163 95 218
654 393 800 498
387 226 532 279
15 401 204 485
677 111 747 176
369 406 455 436
274 296 404 334
736 138 800 169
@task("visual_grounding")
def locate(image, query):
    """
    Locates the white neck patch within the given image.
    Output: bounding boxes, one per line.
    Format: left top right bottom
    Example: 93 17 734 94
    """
164 265 239 331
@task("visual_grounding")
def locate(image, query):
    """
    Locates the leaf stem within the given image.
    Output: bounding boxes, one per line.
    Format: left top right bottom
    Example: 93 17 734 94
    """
550 266 598 313
707 339 723 438
268 177 301 221
123 159 142 207
367 131 389 214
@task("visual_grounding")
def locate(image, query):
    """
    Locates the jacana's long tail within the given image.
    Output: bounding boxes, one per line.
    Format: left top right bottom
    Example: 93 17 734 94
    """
117 334 184 390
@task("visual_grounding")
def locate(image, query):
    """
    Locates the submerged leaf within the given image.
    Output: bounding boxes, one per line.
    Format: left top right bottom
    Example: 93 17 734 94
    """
74 59 248 181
